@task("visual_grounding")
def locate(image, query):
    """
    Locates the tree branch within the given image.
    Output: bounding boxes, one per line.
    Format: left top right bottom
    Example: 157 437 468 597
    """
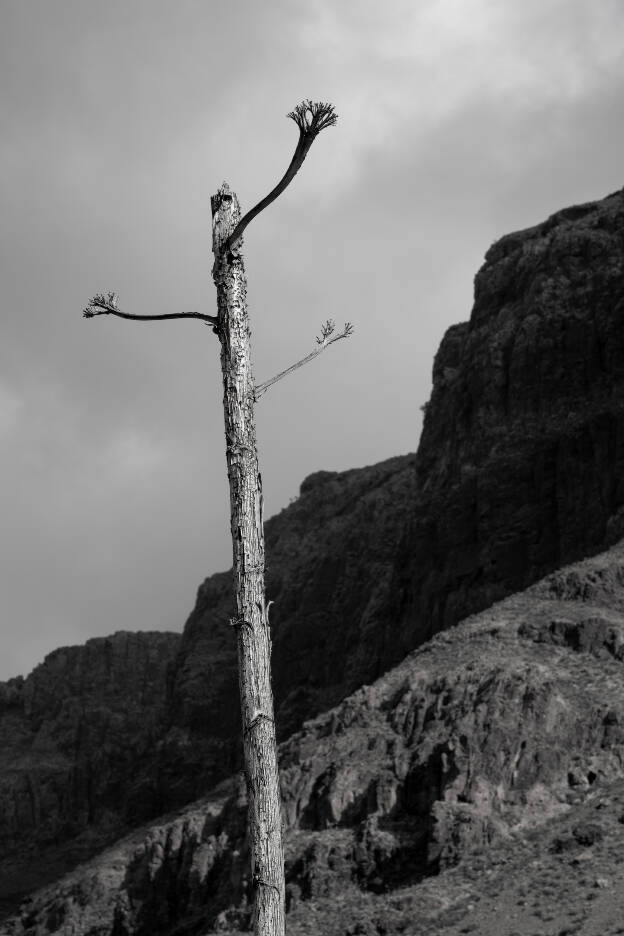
254 320 353 400
82 293 218 327
219 100 338 257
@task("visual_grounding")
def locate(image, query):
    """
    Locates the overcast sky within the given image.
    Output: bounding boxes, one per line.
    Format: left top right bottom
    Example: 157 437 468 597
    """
1 0 623 681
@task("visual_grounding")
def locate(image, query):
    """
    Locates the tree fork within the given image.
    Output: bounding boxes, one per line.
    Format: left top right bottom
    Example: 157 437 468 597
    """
211 183 285 935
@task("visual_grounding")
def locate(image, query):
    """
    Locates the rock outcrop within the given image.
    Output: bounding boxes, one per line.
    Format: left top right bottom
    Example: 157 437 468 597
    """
0 632 179 915
8 542 624 935
162 185 624 795
2 185 624 922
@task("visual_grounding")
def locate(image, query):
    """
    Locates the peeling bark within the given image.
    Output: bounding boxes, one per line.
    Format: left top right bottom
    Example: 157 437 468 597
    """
211 182 285 936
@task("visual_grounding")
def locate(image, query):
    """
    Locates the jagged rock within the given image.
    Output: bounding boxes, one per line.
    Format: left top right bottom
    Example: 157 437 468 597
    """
0 632 179 913
3 185 624 922
8 542 624 934
163 185 624 805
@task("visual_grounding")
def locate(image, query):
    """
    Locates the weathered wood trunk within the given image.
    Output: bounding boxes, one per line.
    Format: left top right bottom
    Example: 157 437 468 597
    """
211 183 285 936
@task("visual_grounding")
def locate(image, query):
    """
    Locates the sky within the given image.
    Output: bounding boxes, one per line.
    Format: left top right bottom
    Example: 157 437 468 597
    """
1 0 623 681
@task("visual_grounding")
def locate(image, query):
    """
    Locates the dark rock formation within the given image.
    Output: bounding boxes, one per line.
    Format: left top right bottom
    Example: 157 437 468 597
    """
0 631 179 915
3 184 624 921
162 185 624 796
165 454 419 751
8 542 624 935
414 186 624 604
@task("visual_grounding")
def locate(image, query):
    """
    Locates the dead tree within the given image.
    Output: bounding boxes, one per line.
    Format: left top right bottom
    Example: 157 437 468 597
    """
83 100 351 936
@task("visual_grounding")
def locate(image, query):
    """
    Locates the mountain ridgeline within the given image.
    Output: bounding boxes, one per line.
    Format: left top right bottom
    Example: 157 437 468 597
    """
1 185 624 929
166 185 624 787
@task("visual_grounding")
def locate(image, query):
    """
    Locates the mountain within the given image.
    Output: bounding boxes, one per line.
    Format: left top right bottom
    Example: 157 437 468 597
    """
7 542 624 935
163 184 624 791
0 632 179 916
2 184 624 929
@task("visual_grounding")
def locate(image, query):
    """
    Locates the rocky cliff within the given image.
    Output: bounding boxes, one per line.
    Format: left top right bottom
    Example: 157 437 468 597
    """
2 184 624 922
162 185 624 795
0 632 179 915
8 542 624 935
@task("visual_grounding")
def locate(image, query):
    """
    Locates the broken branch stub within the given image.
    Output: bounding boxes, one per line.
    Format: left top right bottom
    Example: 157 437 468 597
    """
219 100 338 256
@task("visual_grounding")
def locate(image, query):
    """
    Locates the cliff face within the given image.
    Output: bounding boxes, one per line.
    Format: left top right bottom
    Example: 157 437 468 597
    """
166 455 419 753
9 543 624 936
0 632 179 912
163 186 624 794
2 185 624 918
412 188 624 617
421 192 624 480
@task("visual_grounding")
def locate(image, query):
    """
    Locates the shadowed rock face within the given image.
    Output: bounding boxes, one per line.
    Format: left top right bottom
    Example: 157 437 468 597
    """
421 191 624 481
2 185 624 917
404 187 624 628
8 544 624 936
163 186 624 794
0 632 179 912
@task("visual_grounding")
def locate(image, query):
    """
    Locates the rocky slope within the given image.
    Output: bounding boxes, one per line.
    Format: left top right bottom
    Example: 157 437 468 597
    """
0 632 180 915
163 185 624 794
2 184 624 918
8 542 624 935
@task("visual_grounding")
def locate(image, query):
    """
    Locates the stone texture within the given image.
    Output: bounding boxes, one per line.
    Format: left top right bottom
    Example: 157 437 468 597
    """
8 542 624 935
0 631 179 915
161 186 624 799
3 185 624 925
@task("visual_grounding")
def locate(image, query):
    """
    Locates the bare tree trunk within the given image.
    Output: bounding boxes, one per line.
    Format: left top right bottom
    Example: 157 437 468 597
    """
84 101 341 936
211 183 285 936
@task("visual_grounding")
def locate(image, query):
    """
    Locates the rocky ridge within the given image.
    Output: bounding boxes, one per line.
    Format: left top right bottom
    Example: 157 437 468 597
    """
2 184 624 921
0 631 180 915
8 542 624 935
163 184 624 794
